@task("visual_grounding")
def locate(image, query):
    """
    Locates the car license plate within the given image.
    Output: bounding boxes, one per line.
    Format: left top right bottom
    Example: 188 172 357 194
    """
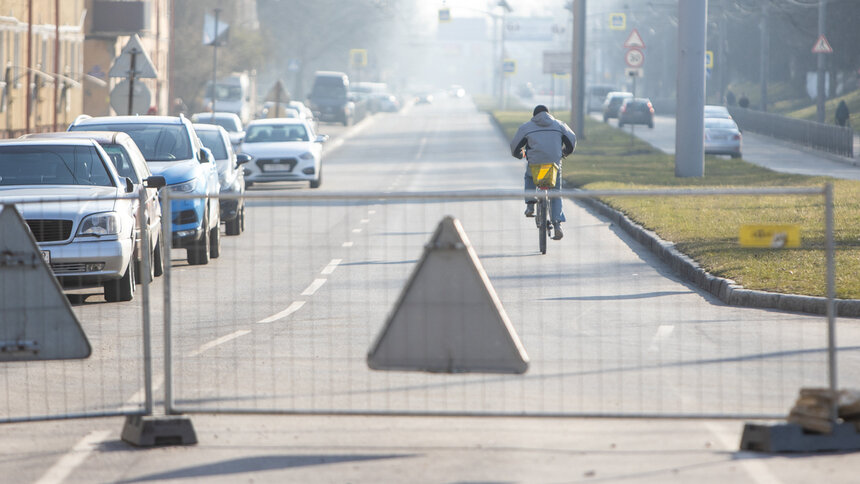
40 250 50 264
263 164 292 172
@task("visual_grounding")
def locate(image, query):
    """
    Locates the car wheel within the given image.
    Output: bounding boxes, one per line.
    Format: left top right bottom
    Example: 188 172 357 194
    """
209 223 221 258
240 206 245 232
226 211 241 236
153 233 164 277
310 168 322 189
104 259 135 302
187 218 210 265
245 181 253 188
618 122 624 128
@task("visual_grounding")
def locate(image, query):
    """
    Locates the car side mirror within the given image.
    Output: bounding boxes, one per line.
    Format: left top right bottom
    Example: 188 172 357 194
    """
144 175 166 189
236 153 252 166
125 177 135 193
315 135 329 143
199 147 214 164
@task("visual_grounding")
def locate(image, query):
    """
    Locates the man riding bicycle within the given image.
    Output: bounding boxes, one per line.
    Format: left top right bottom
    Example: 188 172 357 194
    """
510 105 576 240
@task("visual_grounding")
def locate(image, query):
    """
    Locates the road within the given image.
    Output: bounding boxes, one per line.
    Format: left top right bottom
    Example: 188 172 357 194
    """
3 96 860 483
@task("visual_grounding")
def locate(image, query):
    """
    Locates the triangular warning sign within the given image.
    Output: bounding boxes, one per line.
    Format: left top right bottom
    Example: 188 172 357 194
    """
0 205 91 361
367 216 529 374
811 34 833 54
624 28 645 49
109 34 158 79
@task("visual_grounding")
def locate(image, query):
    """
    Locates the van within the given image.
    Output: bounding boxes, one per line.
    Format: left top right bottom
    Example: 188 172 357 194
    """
307 71 353 125
586 85 616 113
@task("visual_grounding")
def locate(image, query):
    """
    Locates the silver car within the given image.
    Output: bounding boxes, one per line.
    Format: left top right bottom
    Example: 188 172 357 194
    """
704 118 743 158
0 139 162 302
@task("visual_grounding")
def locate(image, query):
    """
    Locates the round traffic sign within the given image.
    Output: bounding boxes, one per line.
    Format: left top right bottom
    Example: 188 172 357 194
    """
625 48 644 68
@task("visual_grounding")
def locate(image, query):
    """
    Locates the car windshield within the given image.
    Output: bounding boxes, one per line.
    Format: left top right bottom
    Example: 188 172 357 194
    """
196 130 229 159
705 119 737 129
100 145 139 182
0 145 113 187
196 116 240 132
73 123 193 162
244 124 309 143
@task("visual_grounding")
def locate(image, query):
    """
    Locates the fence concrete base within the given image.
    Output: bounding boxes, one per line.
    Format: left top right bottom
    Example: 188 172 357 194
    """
740 422 860 453
121 415 197 447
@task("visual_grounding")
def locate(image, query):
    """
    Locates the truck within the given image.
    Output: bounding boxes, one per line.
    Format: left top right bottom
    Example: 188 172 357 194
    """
202 72 257 124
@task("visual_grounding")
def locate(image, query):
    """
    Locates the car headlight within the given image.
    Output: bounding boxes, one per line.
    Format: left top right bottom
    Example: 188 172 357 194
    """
78 212 121 236
299 151 314 160
169 179 198 193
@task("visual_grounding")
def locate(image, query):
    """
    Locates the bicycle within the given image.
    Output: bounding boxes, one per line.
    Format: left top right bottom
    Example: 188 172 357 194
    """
530 163 557 255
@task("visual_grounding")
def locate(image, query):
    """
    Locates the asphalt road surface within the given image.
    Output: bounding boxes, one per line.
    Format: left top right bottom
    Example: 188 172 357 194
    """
3 96 860 483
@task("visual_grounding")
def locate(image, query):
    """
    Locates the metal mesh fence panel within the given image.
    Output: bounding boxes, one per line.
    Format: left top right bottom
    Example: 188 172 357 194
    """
162 189 848 419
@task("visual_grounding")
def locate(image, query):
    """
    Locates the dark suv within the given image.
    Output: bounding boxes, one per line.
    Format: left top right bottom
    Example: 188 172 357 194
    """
618 98 655 129
307 71 354 126
602 91 633 122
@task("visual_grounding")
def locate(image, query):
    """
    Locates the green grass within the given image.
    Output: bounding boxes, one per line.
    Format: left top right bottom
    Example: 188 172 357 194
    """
493 111 860 299
785 89 860 128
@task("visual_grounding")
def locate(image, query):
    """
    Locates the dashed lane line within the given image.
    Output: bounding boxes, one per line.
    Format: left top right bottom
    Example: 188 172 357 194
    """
301 278 327 296
34 430 112 484
187 329 251 357
321 259 342 275
342 241 354 247
258 301 306 324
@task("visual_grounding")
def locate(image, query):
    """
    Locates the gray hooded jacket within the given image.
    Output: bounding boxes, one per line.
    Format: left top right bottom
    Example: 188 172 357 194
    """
510 111 576 165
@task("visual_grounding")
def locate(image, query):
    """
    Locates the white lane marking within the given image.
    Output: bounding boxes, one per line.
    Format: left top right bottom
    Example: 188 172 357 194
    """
415 136 428 160
368 210 376 215
321 259 342 275
704 422 784 484
258 301 306 324
648 325 674 352
35 430 112 484
120 374 165 413
360 218 370 224
342 241 354 248
301 278 327 296
187 330 251 357
352 228 363 234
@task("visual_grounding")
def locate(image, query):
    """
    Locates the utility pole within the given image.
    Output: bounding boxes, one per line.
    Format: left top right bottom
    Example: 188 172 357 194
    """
211 8 221 120
760 4 769 111
53 0 59 131
675 0 706 178
569 0 586 138
816 0 826 123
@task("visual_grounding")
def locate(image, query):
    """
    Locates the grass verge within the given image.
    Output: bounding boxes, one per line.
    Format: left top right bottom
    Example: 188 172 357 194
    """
493 110 860 299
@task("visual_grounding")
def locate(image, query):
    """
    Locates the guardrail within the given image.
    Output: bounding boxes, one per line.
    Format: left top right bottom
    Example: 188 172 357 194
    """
728 106 854 158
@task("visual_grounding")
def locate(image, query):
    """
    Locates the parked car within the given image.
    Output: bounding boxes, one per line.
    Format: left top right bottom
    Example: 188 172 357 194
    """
704 105 732 119
69 115 222 265
618 98 655 128
20 131 166 283
371 93 400 112
289 101 317 128
190 112 245 148
193 123 250 235
602 91 633 122
704 117 743 158
0 138 164 302
239 118 327 188
259 102 300 119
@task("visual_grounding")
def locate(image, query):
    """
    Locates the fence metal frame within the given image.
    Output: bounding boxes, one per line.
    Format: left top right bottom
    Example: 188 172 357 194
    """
159 185 837 420
729 106 854 158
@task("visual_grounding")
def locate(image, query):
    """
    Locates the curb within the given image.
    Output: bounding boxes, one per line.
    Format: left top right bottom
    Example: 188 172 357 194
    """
577 194 860 318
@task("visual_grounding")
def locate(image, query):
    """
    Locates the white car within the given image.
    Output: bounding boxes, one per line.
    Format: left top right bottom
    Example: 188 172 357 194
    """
191 112 245 148
0 138 160 302
239 118 327 188
704 105 732 119
704 117 743 158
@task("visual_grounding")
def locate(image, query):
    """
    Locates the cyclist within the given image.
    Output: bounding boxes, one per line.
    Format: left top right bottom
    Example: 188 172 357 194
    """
510 105 576 240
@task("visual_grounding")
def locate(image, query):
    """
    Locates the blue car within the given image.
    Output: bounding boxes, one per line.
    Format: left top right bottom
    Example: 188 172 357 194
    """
69 115 222 265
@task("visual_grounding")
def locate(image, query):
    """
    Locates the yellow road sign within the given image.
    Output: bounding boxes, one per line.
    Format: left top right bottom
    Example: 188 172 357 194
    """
705 50 714 69
739 224 801 248
350 49 367 68
439 8 451 22
609 13 626 31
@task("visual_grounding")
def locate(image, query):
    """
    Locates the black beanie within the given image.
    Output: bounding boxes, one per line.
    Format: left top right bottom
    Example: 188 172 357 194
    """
533 105 548 116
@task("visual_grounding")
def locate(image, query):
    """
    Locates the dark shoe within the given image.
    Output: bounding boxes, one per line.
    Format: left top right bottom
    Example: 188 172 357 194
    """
552 222 563 240
524 203 535 217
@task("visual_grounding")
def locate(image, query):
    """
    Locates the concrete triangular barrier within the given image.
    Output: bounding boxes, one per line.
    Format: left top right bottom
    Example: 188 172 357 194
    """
0 205 91 361
368 216 528 374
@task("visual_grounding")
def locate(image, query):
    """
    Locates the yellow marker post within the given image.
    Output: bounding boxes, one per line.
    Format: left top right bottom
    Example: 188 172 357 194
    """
739 224 801 248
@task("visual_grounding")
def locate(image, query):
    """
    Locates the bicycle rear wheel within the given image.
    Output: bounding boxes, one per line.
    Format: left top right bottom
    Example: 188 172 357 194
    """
537 197 547 254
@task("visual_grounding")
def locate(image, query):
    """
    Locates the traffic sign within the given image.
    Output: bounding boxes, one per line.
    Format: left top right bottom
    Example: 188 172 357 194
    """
609 13 626 31
110 78 151 115
811 34 833 54
625 68 643 78
542 51 570 75
705 50 714 69
623 28 645 49
739 224 800 248
350 49 367 68
108 34 157 78
503 59 516 75
625 48 644 68
438 8 451 22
